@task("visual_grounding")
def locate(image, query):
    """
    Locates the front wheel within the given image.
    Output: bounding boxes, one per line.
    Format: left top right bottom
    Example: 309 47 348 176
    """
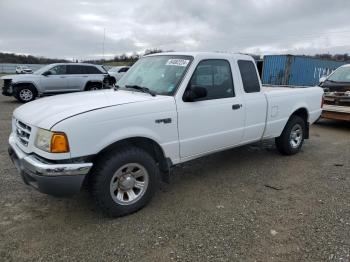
275 115 306 155
13 86 37 103
90 147 159 217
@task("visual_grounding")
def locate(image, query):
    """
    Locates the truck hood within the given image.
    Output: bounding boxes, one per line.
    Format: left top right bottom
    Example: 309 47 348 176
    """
1 74 40 82
13 89 162 129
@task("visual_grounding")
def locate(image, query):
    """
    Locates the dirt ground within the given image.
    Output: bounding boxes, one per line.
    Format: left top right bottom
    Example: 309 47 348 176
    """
0 94 349 262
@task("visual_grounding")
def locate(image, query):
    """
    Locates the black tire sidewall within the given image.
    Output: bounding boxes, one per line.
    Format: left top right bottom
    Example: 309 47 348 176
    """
86 83 102 91
276 116 306 155
91 147 159 217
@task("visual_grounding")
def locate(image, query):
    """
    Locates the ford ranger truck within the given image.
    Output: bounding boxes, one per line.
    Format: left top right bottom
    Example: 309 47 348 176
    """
8 52 324 217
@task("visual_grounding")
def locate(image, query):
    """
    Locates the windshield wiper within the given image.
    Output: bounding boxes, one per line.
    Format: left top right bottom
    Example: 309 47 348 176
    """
114 84 121 91
125 85 156 96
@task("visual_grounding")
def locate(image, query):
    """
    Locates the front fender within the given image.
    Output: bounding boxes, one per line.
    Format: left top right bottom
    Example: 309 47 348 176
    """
12 80 40 91
52 99 180 163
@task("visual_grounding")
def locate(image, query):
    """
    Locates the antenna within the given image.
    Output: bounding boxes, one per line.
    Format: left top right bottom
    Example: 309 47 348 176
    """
102 28 106 61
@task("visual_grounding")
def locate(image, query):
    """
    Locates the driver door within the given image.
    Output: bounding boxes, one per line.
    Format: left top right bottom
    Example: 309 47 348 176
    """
40 65 68 92
176 59 245 159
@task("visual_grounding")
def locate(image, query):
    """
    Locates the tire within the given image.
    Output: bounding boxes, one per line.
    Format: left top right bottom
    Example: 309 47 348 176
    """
13 85 37 103
90 147 159 217
85 82 102 91
275 115 306 155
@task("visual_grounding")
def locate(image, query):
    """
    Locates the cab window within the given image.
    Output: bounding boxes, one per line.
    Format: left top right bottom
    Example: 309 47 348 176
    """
86 66 102 74
188 59 234 100
67 65 85 74
49 65 66 75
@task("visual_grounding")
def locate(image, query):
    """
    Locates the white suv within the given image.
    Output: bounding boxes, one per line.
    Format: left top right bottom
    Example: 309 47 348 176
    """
16 66 33 74
108 66 130 82
1 63 108 103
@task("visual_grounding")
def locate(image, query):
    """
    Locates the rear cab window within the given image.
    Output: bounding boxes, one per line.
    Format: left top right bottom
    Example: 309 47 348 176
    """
238 60 260 93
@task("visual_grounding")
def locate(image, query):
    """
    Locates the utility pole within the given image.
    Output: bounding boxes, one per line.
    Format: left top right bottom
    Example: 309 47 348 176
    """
102 28 106 61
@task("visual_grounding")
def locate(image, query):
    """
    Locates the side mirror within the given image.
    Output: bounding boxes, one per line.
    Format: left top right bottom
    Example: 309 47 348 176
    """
183 85 207 102
319 76 327 84
42 71 52 76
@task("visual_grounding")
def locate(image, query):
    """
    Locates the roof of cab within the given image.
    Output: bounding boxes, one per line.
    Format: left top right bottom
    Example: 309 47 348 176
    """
145 51 254 61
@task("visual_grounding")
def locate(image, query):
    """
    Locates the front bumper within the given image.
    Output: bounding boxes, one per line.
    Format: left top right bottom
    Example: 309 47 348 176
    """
2 85 13 96
8 134 93 196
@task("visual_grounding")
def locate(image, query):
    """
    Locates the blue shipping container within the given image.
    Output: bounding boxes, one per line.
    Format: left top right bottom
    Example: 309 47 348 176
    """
261 55 346 86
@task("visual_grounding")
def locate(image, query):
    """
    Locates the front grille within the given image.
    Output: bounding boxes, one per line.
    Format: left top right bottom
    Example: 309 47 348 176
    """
2 79 12 95
15 120 32 147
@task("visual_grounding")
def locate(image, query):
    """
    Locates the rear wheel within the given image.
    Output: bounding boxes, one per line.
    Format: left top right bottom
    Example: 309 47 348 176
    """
13 85 37 103
85 82 102 91
275 115 306 155
90 147 159 217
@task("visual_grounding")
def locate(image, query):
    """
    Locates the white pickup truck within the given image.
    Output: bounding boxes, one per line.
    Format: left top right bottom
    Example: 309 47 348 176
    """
8 52 323 217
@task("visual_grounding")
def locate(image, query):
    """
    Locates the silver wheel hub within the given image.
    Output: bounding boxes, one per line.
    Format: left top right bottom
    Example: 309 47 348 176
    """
290 124 303 148
119 175 136 190
110 163 149 205
19 89 33 101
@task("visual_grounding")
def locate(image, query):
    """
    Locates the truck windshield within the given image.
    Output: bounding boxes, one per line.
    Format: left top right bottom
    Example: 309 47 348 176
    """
117 55 193 95
327 67 350 83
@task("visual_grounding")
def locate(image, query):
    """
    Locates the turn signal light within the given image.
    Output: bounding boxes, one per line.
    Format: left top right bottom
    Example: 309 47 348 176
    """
51 133 70 153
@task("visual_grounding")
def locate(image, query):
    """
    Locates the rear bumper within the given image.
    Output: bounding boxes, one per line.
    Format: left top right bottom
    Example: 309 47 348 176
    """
8 134 93 196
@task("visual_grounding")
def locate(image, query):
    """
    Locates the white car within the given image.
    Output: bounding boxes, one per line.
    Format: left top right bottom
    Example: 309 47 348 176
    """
8 52 323 217
108 66 130 82
1 63 108 103
16 66 33 74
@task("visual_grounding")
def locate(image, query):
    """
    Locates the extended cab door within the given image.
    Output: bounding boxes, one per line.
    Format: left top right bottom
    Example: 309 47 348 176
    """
176 59 245 159
237 60 268 143
40 65 68 92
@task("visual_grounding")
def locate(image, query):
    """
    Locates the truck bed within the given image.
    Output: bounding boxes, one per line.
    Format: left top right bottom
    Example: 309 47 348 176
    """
260 85 323 138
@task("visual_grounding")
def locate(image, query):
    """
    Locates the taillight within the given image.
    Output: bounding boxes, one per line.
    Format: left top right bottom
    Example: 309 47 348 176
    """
321 95 324 108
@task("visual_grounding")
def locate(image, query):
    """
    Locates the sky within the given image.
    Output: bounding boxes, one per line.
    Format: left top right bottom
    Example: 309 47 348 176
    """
1 0 350 60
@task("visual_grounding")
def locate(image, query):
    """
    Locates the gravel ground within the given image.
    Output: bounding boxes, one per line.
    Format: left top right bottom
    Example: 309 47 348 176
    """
0 94 349 262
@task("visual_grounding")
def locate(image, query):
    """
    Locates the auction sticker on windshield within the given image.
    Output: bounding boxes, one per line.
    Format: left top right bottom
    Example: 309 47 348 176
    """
166 59 190 67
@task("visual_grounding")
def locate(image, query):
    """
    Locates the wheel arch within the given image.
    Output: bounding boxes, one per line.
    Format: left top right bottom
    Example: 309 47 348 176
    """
287 107 309 139
92 136 172 174
290 107 309 123
12 81 38 92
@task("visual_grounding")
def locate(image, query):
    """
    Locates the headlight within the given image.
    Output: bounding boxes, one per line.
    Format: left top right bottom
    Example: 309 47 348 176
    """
35 128 69 153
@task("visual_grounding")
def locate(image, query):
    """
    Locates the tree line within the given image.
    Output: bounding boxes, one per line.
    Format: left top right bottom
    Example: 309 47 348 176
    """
0 52 69 64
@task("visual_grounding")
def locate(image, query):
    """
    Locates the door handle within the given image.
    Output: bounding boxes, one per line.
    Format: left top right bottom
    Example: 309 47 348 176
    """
60 76 66 78
232 104 242 110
